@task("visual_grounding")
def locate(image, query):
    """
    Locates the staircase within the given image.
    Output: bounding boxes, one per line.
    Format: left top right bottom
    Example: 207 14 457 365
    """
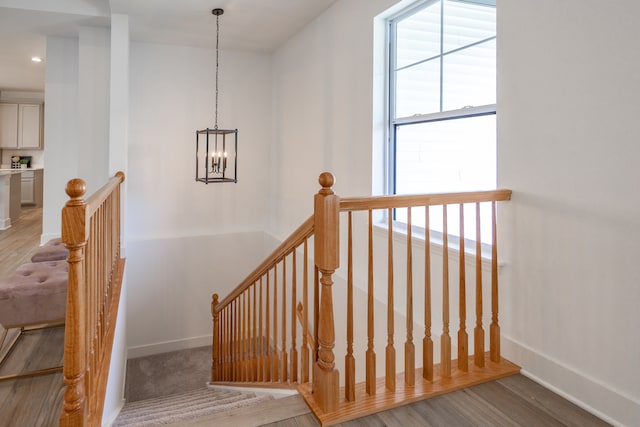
210 172 519 425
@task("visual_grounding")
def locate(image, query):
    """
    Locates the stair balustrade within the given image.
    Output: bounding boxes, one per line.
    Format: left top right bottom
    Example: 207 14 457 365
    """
211 172 518 425
60 172 126 427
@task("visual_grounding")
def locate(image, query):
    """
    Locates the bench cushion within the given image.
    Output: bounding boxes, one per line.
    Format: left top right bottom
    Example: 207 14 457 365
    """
31 238 69 263
0 261 68 328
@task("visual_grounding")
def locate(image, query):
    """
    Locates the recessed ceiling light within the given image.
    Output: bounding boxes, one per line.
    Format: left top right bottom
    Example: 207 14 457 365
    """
31 57 42 63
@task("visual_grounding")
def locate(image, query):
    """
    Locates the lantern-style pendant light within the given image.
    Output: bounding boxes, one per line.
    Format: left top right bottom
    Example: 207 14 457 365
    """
195 8 238 184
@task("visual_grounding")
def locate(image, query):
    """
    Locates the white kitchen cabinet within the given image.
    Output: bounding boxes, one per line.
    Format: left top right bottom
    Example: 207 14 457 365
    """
0 104 18 148
0 103 42 149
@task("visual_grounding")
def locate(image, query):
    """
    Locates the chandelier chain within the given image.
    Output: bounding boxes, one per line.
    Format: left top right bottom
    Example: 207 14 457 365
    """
214 12 220 130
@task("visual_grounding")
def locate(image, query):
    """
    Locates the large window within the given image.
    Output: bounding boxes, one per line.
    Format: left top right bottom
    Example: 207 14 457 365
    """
388 0 496 238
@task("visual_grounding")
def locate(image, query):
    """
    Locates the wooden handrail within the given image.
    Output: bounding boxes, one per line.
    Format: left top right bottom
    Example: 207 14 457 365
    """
215 215 314 311
340 189 512 211
60 172 125 427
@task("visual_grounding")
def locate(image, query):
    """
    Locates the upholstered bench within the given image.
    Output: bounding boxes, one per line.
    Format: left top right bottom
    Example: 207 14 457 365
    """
30 238 69 263
0 260 68 381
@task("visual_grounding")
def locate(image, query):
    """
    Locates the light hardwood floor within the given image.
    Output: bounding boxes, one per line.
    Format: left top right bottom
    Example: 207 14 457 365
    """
0 206 43 281
0 207 66 427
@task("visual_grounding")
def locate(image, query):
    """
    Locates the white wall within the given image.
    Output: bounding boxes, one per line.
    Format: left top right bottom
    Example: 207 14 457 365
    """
42 36 79 242
498 1 640 425
270 0 399 239
273 0 639 425
77 26 110 193
125 42 273 355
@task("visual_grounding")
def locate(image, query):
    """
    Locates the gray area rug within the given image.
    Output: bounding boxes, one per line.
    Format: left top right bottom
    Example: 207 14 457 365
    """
113 388 273 426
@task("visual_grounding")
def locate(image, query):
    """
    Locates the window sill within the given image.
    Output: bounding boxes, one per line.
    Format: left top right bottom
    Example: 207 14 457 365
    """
372 221 506 270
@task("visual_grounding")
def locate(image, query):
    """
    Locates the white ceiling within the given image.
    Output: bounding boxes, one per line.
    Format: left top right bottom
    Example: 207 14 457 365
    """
0 0 338 92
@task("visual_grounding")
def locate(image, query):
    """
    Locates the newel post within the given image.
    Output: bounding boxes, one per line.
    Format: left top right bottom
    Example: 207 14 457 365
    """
211 294 220 382
313 172 340 413
60 179 88 427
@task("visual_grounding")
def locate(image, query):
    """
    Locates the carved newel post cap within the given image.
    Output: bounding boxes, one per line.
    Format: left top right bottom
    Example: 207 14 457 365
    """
318 172 335 190
65 179 86 199
212 293 219 304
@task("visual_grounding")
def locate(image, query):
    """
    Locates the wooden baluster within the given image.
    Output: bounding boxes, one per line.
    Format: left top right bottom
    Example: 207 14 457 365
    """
490 201 501 362
244 288 249 381
221 306 225 381
345 211 355 401
259 277 264 382
458 204 468 372
441 204 452 378
227 306 232 381
239 292 244 381
314 265 319 364
273 264 279 381
60 179 88 427
224 306 229 381
237 297 242 381
405 207 415 386
211 294 220 381
386 208 396 392
282 257 288 383
312 173 340 413
253 282 257 381
474 203 485 367
366 209 376 395
236 298 240 381
423 207 433 381
231 300 235 381
266 273 271 382
291 249 298 384
301 239 310 383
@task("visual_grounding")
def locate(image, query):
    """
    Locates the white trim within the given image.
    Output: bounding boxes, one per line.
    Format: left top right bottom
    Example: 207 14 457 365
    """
373 222 507 270
394 103 496 126
0 218 10 230
503 335 639 427
127 334 212 359
207 384 298 399
101 398 125 427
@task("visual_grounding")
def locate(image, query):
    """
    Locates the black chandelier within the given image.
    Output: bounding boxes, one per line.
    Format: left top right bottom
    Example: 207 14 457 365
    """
195 8 238 184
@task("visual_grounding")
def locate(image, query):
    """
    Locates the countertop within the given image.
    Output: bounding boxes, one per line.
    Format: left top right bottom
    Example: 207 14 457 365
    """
0 167 43 176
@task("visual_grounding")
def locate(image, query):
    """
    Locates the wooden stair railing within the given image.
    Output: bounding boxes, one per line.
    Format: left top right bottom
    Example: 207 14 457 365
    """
212 215 315 386
60 172 126 427
211 172 517 426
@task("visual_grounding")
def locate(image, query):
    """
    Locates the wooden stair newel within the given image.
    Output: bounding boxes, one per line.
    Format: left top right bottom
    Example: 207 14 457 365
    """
313 173 340 413
60 179 88 427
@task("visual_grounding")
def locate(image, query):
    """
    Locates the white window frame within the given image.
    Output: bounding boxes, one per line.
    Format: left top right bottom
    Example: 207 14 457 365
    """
384 0 497 249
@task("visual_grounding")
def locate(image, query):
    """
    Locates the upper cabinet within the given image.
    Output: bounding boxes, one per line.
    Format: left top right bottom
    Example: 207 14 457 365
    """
0 103 42 149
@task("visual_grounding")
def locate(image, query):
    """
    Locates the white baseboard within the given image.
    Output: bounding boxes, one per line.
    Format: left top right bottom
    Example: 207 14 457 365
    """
102 398 125 427
502 335 639 427
0 218 10 230
127 334 213 359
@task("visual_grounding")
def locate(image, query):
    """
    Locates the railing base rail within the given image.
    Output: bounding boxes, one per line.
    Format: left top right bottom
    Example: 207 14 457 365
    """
297 353 520 426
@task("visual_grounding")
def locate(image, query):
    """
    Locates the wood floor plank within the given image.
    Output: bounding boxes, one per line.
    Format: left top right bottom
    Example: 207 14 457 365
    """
410 395 476 427
0 206 42 281
496 375 611 427
467 379 567 427
377 404 435 427
0 327 64 427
